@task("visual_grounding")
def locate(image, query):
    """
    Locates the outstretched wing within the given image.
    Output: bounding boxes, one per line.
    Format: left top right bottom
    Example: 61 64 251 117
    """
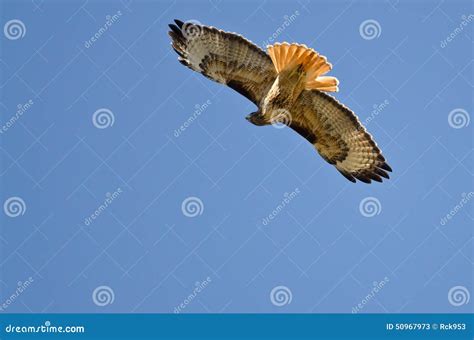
168 20 277 106
290 90 392 183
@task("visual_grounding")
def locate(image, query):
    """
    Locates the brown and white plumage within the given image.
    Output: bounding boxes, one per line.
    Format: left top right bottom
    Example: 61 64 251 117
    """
168 20 392 183
291 91 391 183
168 20 276 105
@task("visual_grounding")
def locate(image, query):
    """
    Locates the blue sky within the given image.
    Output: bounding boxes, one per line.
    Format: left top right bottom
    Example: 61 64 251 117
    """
0 0 472 313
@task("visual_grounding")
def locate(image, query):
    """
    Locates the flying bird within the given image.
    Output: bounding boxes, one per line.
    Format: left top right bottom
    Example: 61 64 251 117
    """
168 20 392 183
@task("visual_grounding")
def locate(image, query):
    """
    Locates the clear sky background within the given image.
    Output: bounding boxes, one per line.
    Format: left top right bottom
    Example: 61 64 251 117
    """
0 0 472 313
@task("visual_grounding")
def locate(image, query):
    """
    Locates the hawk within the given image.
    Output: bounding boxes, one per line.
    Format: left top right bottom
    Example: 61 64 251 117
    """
168 20 392 183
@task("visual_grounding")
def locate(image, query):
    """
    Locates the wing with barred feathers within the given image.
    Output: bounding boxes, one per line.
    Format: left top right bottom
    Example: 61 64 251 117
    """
168 19 277 106
289 90 392 183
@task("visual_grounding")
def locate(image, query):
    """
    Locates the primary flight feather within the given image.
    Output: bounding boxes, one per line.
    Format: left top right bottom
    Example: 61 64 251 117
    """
168 20 392 183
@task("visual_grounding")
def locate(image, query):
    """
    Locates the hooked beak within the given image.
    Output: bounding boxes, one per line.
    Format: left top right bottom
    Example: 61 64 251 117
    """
245 111 267 126
245 111 268 126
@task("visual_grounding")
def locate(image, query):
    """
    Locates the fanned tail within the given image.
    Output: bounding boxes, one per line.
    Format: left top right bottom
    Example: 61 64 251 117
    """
267 43 339 92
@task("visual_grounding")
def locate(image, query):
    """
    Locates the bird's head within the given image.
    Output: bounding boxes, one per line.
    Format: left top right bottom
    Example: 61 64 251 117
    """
245 111 267 126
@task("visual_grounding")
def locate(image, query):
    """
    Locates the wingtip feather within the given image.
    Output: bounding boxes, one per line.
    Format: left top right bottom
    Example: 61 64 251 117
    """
174 19 184 28
168 24 182 36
